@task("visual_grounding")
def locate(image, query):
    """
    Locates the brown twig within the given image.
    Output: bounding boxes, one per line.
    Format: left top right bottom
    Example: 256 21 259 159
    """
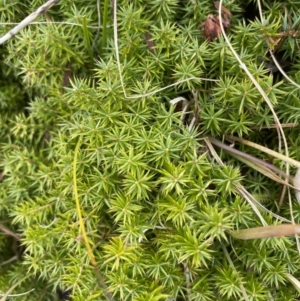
0 223 20 240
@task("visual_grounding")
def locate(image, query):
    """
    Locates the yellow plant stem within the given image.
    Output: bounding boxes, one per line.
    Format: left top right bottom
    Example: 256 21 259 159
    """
73 136 114 301
73 136 96 266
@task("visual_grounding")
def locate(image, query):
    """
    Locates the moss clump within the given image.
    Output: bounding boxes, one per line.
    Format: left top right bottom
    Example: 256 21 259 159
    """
1 0 300 300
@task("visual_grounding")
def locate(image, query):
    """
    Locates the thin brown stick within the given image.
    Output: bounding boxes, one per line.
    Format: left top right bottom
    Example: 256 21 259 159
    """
0 223 20 240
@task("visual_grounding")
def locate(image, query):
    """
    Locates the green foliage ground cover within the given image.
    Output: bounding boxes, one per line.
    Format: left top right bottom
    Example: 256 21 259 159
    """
1 0 300 300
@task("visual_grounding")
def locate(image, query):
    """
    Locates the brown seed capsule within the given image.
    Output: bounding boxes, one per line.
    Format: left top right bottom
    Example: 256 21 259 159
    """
199 3 231 41
203 14 222 41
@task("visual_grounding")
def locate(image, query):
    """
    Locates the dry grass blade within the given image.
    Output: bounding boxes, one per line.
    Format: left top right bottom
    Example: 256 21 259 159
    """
239 187 290 223
0 289 35 298
230 224 300 240
209 137 293 179
251 123 298 130
0 0 60 45
286 273 300 293
294 168 300 204
209 137 300 198
226 135 300 169
231 153 295 189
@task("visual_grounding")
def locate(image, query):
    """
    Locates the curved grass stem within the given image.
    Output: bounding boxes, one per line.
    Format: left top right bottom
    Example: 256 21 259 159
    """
101 0 109 52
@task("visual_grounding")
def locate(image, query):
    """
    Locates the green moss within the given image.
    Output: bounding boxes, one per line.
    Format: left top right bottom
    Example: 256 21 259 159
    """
1 0 300 300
